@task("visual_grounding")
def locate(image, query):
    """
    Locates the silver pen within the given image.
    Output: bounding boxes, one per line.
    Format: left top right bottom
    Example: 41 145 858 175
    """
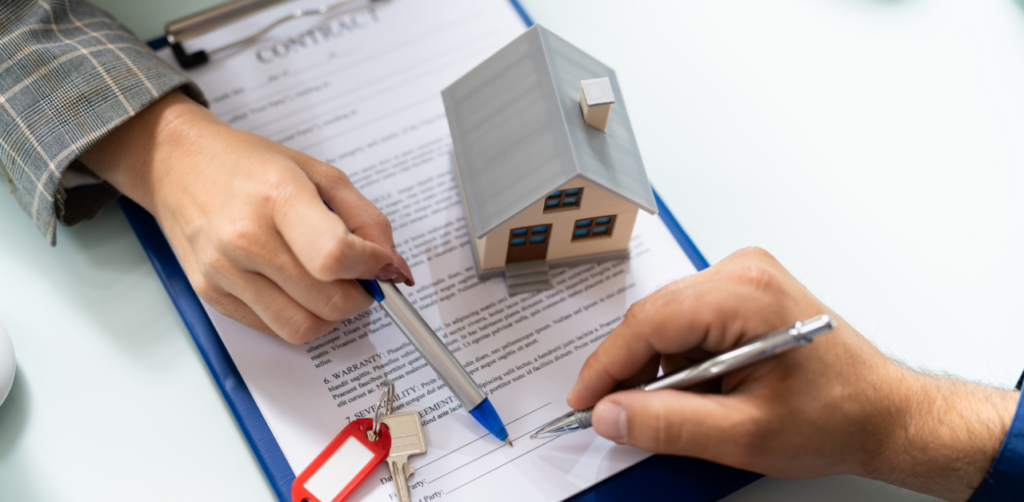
530 314 834 439
357 279 512 445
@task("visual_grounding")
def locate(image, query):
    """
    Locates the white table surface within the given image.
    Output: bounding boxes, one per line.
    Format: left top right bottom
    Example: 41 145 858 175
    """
4 0 1023 500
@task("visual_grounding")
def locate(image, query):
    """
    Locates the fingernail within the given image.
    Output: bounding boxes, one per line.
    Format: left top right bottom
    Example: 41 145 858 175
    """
374 264 400 281
566 382 578 404
393 248 415 286
593 401 626 442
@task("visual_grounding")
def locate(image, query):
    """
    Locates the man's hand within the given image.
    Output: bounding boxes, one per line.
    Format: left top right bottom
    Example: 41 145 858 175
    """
81 91 413 343
568 247 1018 501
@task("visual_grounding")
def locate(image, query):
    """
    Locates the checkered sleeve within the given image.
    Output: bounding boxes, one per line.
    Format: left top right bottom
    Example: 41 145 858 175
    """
0 0 205 244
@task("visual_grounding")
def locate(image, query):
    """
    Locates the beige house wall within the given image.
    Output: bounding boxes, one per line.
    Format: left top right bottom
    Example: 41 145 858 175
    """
474 177 640 272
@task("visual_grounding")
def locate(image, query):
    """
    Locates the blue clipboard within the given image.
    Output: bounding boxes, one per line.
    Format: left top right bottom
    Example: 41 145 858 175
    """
135 2 761 500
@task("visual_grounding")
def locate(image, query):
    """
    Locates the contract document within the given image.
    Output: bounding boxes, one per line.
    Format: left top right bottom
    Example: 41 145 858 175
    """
160 1 700 500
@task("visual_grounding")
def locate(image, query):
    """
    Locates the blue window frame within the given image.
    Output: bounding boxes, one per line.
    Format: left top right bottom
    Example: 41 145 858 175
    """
510 238 527 246
531 225 548 233
530 235 546 244
512 228 528 236
572 215 616 240
543 187 583 212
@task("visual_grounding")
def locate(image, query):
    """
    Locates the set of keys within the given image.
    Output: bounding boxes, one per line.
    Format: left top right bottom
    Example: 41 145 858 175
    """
378 383 427 502
292 381 427 502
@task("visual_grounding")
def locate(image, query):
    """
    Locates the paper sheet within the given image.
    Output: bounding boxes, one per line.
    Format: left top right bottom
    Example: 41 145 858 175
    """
160 1 700 500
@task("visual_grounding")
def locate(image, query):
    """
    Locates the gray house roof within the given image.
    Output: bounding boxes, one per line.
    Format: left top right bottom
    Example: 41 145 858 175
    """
442 25 657 239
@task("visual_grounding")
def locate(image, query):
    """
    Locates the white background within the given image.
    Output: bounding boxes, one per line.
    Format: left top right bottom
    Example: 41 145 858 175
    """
3 0 1024 500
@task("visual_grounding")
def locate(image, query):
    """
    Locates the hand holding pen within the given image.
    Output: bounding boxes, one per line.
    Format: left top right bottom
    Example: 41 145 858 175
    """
84 92 414 345
532 314 834 438
558 248 960 485
551 248 1019 502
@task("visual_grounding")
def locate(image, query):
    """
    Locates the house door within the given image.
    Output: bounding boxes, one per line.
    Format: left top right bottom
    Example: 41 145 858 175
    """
506 224 551 263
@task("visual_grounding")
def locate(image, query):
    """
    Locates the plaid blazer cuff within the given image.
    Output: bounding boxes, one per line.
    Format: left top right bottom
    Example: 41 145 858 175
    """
0 0 207 245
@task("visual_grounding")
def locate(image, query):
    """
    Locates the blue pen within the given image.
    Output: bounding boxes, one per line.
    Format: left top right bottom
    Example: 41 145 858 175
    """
323 198 510 444
356 279 512 445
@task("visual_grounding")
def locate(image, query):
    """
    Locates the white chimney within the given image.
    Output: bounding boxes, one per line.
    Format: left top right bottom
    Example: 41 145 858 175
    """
579 77 615 132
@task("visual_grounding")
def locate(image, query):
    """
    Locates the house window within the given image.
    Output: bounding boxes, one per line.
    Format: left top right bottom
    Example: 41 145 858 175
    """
572 215 616 240
543 188 583 212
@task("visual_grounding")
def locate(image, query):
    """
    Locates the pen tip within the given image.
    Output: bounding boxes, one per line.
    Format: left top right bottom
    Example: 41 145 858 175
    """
530 434 537 440
505 438 513 447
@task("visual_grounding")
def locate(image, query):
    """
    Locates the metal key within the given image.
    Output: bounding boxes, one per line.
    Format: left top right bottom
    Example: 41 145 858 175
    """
381 411 427 502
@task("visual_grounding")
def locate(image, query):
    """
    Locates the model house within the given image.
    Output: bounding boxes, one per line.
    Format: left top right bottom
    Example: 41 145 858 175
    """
441 25 657 294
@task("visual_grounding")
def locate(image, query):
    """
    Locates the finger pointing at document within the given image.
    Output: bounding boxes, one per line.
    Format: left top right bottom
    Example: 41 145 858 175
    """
80 91 414 344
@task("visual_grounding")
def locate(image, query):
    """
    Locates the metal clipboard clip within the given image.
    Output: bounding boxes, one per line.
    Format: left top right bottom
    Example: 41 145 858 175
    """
165 0 381 69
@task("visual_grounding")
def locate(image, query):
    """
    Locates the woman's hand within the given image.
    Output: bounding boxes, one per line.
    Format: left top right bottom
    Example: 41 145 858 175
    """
568 247 1017 501
81 91 412 343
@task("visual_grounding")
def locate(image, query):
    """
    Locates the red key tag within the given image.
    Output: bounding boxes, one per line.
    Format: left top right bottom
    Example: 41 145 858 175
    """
292 418 392 502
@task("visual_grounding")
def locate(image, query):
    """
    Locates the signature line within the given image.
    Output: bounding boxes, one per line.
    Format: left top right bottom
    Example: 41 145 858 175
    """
416 402 551 471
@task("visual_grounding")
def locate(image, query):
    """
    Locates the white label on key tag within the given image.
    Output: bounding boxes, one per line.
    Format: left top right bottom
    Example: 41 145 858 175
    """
304 436 376 502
